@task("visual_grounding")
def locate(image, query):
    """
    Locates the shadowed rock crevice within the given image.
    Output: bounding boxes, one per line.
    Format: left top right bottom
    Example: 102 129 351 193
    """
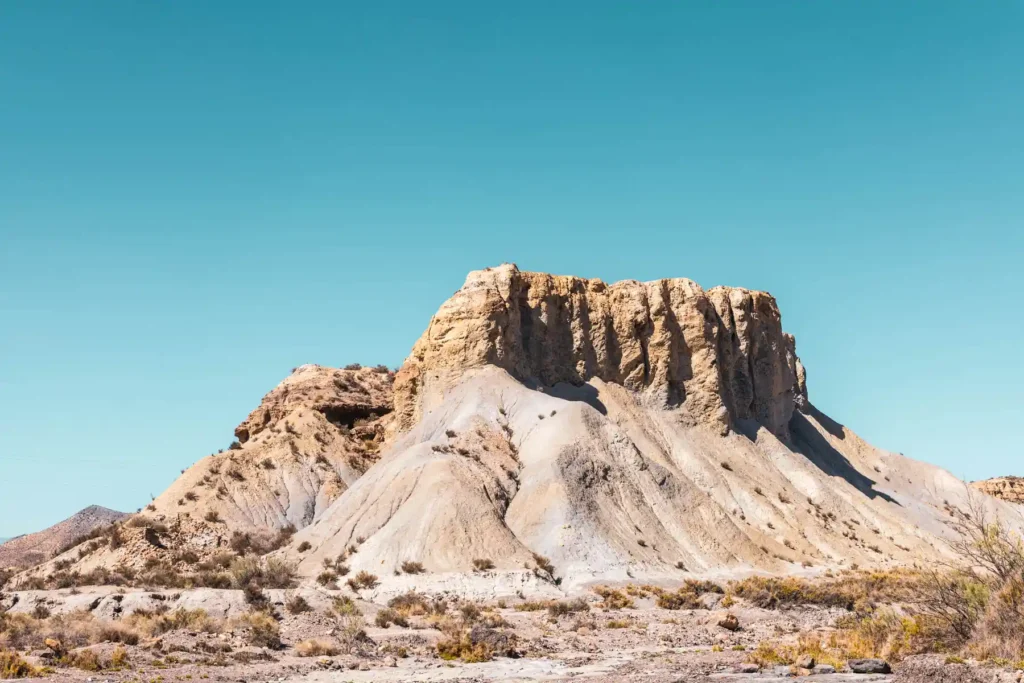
317 404 391 430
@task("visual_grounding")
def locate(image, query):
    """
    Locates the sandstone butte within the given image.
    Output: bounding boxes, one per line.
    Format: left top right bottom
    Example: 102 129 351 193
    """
9 264 1022 599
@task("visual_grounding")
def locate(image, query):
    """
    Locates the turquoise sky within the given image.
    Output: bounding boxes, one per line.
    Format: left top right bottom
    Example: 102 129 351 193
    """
2 2 1022 537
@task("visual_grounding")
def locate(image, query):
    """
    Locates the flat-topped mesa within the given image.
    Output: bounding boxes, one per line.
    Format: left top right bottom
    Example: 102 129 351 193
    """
394 264 807 438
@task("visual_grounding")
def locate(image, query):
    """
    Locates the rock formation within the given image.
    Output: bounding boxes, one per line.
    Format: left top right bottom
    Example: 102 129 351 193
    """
973 477 1024 504
394 264 806 439
149 364 394 531
8 365 395 585
19 265 1021 598
278 265 1018 597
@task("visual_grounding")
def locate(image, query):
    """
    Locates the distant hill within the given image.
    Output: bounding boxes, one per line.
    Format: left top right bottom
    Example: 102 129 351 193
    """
0 506 128 569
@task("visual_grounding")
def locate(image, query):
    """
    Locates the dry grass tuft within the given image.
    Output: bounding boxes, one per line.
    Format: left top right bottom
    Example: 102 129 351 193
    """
295 639 339 657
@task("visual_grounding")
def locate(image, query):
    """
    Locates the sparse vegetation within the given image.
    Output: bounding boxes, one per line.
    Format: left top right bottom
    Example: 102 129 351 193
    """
593 586 635 610
472 558 495 572
374 608 409 628
401 560 426 574
0 650 37 679
532 552 555 578
229 556 298 590
295 639 339 657
285 594 312 614
346 571 379 591
233 610 281 648
317 570 338 586
547 598 590 618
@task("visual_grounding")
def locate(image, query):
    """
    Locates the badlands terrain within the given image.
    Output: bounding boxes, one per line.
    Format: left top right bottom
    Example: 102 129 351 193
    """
2 264 1023 682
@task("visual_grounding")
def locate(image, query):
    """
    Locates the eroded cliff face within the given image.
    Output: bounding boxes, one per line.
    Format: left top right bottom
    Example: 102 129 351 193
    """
150 364 395 531
973 477 1024 505
394 264 807 438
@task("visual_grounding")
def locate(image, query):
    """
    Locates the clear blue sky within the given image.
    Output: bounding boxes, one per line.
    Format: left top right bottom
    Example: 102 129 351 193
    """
1 1 1022 537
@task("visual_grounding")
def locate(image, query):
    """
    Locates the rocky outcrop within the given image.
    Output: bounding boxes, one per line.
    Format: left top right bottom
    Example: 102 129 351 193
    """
0 506 128 570
394 264 806 438
973 477 1024 504
234 364 393 446
149 364 395 531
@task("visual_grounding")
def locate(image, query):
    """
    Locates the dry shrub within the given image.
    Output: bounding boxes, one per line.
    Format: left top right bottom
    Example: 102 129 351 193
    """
901 494 1024 660
728 575 856 610
316 570 338 586
747 641 794 668
746 633 848 670
532 553 555 577
332 595 359 616
655 580 723 610
124 607 223 638
828 611 929 662
285 595 312 614
400 561 425 574
0 650 37 679
547 598 589 618
63 647 102 671
387 592 432 617
472 558 495 572
230 526 295 556
592 587 634 610
295 639 339 657
229 556 296 590
374 608 408 628
969 576 1024 660
346 571 379 591
330 600 370 655
514 600 552 612
436 635 492 663
797 492 1024 664
110 645 129 669
434 617 494 663
233 611 281 649
458 602 482 623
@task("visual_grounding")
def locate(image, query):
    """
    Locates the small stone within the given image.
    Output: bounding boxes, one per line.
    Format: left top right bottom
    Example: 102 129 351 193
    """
385 656 398 667
795 654 815 669
814 664 836 674
718 614 740 631
848 658 891 674
736 663 760 673
358 662 370 671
